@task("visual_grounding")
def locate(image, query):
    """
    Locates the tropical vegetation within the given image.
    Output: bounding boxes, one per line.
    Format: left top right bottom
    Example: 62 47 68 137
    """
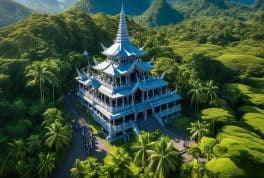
0 0 263 177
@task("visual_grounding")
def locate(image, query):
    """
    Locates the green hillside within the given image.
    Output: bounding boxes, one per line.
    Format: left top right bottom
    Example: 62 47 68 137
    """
0 2 263 178
14 0 79 13
229 0 256 5
74 0 150 16
254 0 264 9
135 0 183 27
0 10 147 59
0 0 32 28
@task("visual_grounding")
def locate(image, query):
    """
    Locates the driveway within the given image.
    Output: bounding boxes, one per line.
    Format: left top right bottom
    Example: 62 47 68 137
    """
50 93 109 178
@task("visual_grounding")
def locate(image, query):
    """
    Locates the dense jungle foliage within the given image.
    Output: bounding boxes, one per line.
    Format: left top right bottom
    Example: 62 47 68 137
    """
0 0 263 177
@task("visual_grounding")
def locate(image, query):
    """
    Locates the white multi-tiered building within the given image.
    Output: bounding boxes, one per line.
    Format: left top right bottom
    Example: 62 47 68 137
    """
76 6 182 141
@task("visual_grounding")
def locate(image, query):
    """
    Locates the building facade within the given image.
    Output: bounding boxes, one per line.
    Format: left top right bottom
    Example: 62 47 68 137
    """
76 6 182 141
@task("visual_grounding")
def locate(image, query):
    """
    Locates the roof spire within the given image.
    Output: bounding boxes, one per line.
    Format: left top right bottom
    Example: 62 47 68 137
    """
115 2 130 44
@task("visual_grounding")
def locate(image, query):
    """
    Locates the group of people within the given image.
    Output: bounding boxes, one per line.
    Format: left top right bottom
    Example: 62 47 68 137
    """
81 126 95 155
72 121 96 156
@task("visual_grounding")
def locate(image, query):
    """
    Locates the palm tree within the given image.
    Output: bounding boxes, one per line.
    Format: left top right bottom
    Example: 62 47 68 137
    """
187 81 206 112
107 149 132 178
71 158 100 178
70 159 86 178
7 139 27 160
131 133 154 167
37 152 56 178
187 121 210 142
25 61 56 104
187 145 201 162
204 144 214 160
45 120 71 153
0 156 15 177
204 80 218 103
42 108 63 127
147 138 180 178
43 59 60 103
27 135 41 154
17 159 36 178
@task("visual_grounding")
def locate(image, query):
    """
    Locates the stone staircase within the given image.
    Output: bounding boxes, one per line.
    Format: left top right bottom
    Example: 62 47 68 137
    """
153 114 164 127
149 103 164 127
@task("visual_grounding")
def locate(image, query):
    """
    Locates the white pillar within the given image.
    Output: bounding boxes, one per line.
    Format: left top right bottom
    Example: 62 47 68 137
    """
122 97 124 107
144 111 147 120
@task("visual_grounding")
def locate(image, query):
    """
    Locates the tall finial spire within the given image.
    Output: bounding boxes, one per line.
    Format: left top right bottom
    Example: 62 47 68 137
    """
115 2 130 44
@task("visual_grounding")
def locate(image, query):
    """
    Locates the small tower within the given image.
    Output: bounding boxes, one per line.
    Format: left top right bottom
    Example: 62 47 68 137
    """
76 5 181 142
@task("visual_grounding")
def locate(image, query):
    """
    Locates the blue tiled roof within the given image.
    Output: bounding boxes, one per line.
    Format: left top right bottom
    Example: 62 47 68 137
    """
98 78 168 99
150 93 181 108
137 61 154 71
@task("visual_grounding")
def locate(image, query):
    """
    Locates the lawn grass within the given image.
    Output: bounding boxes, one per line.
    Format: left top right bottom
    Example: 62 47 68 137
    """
216 125 264 164
201 107 236 124
239 105 264 114
172 115 192 131
206 158 245 178
226 83 264 107
241 113 264 136
217 54 264 78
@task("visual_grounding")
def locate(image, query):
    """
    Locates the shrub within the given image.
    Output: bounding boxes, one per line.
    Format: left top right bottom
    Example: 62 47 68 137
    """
206 158 245 178
199 136 217 154
241 113 264 136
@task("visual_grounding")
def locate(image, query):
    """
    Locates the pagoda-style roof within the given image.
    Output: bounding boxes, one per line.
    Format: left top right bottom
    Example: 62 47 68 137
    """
102 4 144 58
93 59 154 76
98 78 168 99
75 69 101 89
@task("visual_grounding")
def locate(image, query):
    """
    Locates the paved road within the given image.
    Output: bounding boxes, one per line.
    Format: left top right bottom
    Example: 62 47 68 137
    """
50 94 109 178
137 116 194 162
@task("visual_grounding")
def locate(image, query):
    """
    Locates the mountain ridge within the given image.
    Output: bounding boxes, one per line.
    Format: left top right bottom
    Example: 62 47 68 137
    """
74 0 150 16
135 0 183 26
0 0 32 28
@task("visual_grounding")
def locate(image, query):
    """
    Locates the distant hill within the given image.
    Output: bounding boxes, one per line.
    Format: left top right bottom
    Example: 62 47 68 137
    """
74 0 150 16
254 0 264 9
0 0 32 28
14 0 78 13
229 0 256 5
135 0 183 27
175 0 229 16
192 0 228 12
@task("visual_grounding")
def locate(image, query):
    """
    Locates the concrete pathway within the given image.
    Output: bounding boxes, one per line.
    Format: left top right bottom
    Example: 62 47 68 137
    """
50 93 109 178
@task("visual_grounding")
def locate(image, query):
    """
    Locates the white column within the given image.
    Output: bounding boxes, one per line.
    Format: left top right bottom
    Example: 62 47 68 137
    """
122 97 124 107
115 98 118 107
144 111 147 120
